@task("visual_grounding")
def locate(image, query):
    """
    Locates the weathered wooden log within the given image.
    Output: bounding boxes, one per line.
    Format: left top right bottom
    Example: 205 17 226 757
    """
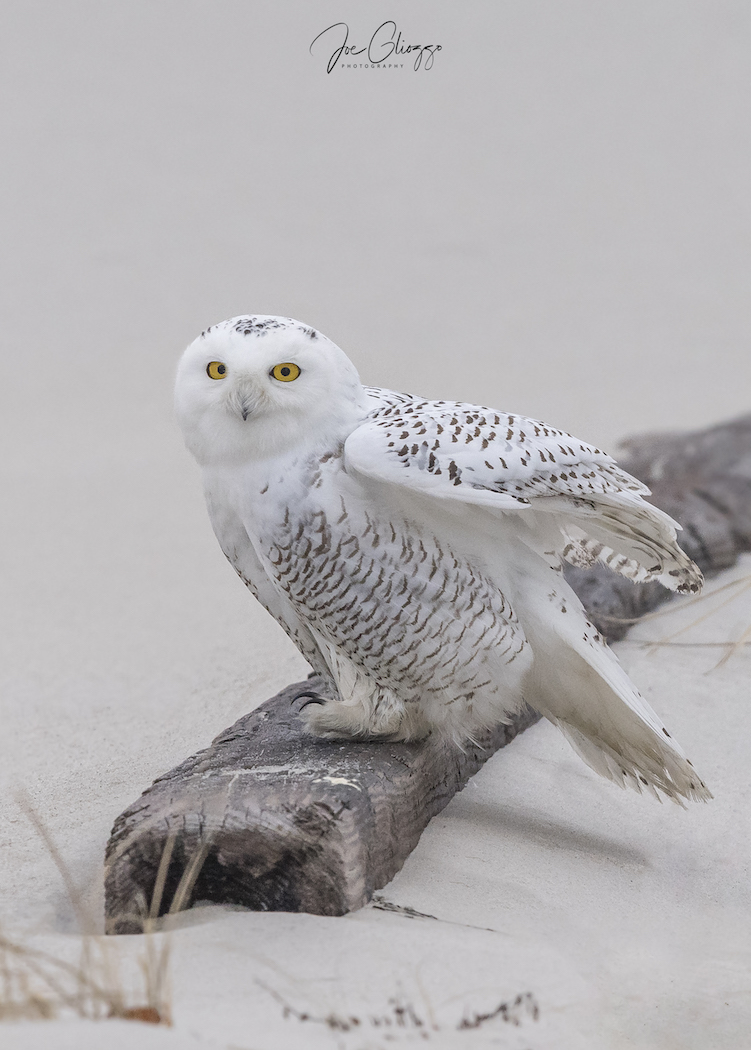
105 412 751 933
104 682 539 933
566 412 751 639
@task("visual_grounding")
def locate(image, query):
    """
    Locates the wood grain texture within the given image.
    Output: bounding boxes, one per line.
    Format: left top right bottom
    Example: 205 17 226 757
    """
105 412 751 934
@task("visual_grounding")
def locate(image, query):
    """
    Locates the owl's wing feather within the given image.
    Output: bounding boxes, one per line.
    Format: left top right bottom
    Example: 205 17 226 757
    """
346 395 702 594
347 395 710 803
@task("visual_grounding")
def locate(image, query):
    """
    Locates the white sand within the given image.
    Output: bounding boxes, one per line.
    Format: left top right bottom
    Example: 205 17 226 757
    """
3 562 750 1049
2 3 751 1047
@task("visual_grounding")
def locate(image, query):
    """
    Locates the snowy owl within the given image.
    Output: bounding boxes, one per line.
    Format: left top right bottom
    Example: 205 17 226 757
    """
175 315 711 805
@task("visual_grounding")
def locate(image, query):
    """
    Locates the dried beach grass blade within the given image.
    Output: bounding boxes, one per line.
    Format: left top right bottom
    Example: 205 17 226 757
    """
133 832 178 1025
15 794 93 936
169 837 214 918
1 795 174 1025
708 620 751 672
122 831 214 1024
148 833 176 923
618 573 751 670
645 577 751 654
598 572 751 626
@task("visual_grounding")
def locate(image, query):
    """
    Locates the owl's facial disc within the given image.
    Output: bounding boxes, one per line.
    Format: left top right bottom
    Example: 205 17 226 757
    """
175 315 369 465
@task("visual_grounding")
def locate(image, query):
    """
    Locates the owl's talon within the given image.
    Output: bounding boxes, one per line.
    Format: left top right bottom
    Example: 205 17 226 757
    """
297 692 327 711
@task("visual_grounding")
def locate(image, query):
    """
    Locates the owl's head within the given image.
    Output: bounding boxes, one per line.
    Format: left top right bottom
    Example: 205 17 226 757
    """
175 316 367 465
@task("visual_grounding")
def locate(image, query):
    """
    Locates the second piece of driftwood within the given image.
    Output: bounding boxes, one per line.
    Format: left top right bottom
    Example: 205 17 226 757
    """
566 412 751 638
105 412 751 933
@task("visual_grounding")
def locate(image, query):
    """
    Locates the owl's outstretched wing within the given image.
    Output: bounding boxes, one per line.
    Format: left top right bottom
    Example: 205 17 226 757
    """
347 392 702 595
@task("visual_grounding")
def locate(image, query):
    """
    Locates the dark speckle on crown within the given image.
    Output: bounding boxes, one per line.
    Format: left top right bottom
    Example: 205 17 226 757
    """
234 317 289 336
200 316 320 339
231 316 319 339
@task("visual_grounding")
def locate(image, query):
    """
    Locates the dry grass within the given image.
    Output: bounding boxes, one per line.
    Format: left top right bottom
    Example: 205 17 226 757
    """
256 978 539 1036
0 798 208 1026
606 571 751 670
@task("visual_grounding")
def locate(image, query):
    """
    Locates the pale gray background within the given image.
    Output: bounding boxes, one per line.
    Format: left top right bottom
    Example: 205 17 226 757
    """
1 5 750 1042
2 1 750 454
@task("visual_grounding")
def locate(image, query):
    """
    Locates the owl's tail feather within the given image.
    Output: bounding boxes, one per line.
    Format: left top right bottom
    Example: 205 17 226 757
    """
516 572 712 805
550 708 712 806
534 643 711 805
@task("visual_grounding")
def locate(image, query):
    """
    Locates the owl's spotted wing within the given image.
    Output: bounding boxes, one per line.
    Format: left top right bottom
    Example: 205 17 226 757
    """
347 392 702 594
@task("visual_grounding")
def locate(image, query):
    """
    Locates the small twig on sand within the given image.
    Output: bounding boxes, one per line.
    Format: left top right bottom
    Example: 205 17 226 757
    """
256 977 540 1035
458 991 540 1030
255 979 361 1032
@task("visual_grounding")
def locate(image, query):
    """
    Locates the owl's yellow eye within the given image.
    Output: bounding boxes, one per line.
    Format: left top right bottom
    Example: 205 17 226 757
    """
270 363 301 382
206 361 227 380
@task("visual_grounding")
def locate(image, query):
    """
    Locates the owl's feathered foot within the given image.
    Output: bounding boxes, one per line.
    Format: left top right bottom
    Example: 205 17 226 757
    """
298 689 430 743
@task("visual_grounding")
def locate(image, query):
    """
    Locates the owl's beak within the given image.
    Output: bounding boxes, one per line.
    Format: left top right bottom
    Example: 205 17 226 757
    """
228 381 257 422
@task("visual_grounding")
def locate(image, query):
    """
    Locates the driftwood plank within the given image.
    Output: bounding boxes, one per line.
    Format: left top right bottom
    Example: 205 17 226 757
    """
105 413 751 934
105 683 539 933
566 412 751 639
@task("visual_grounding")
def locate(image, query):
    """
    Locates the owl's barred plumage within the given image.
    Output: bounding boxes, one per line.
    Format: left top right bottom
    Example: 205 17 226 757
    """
175 315 711 805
